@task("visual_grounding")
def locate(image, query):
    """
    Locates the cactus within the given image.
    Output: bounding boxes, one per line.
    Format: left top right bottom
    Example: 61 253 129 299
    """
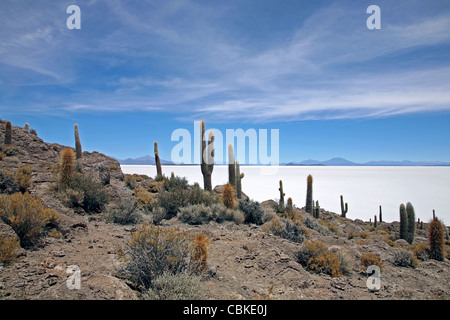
428 217 445 261
24 123 29 132
374 215 377 228
305 175 313 214
154 141 162 179
379 205 382 223
4 121 12 145
340 195 348 217
432 209 436 220
222 183 236 209
279 180 285 210
286 197 293 213
420 221 424 230
406 202 415 244
399 203 408 240
314 200 320 219
59 148 75 188
74 123 82 159
235 161 244 199
200 120 214 191
228 143 236 189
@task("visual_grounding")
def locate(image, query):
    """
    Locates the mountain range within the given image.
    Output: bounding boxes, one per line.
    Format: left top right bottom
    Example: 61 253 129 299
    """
116 155 450 166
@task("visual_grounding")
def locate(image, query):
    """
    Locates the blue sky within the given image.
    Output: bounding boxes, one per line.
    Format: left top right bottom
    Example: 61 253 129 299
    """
1 0 450 164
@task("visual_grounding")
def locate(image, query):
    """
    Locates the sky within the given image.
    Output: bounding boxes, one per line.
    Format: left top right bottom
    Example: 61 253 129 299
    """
1 0 450 164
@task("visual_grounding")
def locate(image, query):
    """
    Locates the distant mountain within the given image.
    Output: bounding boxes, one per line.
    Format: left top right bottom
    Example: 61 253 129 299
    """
116 155 174 165
284 158 450 166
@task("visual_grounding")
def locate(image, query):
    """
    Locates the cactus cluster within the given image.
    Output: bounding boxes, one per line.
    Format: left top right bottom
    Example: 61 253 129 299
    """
312 200 320 219
399 202 416 244
200 120 214 191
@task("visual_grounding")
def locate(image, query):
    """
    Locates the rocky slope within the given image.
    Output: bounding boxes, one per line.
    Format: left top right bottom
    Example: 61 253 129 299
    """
0 120 449 300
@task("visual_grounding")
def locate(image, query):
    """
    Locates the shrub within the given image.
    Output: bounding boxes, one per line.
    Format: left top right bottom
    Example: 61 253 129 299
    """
0 192 60 247
178 203 244 225
0 152 5 161
0 235 20 265
144 272 203 300
392 249 419 268
348 231 370 240
65 173 108 213
222 184 236 209
119 223 191 289
134 187 154 210
262 217 309 243
412 243 429 261
106 200 142 225
150 206 167 225
0 170 20 194
162 174 190 191
360 253 383 272
296 240 342 277
304 217 331 236
16 164 32 193
239 198 265 225
153 184 218 219
96 163 110 185
428 218 445 261
1 145 20 157
337 251 353 275
191 233 210 273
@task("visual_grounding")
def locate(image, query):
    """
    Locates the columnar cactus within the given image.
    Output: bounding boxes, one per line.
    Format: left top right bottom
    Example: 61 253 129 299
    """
228 144 236 189
59 148 75 188
24 123 29 132
200 120 214 191
406 202 415 244
305 175 313 214
4 121 12 145
222 183 236 209
314 200 320 219
428 217 445 261
374 215 377 228
235 161 244 199
399 203 408 240
286 197 293 213
74 123 82 159
154 141 162 179
379 205 382 223
340 195 348 218
279 180 285 210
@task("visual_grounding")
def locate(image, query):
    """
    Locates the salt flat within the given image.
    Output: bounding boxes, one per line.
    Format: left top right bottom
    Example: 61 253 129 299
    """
121 165 450 225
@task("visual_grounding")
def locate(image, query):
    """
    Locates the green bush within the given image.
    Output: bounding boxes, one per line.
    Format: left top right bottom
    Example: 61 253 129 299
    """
106 200 142 225
238 198 265 225
178 203 244 225
119 223 192 289
262 217 309 243
144 272 204 300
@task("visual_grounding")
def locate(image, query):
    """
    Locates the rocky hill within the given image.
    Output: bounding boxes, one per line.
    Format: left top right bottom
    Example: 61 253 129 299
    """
0 120 449 300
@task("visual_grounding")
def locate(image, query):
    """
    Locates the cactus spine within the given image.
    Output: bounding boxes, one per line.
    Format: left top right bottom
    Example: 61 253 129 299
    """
305 174 313 214
399 203 408 240
406 202 415 244
154 141 162 179
235 161 244 199
340 195 348 217
24 123 29 132
228 144 236 189
74 123 82 159
4 121 12 145
279 180 285 210
200 120 214 191
428 217 445 261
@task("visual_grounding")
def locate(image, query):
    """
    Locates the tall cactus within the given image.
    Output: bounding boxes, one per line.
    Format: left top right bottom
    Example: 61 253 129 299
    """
235 161 244 199
200 120 214 191
340 195 348 217
286 197 293 214
314 200 320 219
399 203 408 240
4 121 12 145
374 215 377 228
59 148 75 188
428 217 445 261
228 143 236 189
406 202 416 244
154 141 162 179
24 123 29 132
74 123 82 159
279 180 285 210
379 205 382 223
305 174 313 214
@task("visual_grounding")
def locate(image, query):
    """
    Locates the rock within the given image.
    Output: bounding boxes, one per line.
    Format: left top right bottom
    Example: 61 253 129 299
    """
331 278 347 291
394 239 409 247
